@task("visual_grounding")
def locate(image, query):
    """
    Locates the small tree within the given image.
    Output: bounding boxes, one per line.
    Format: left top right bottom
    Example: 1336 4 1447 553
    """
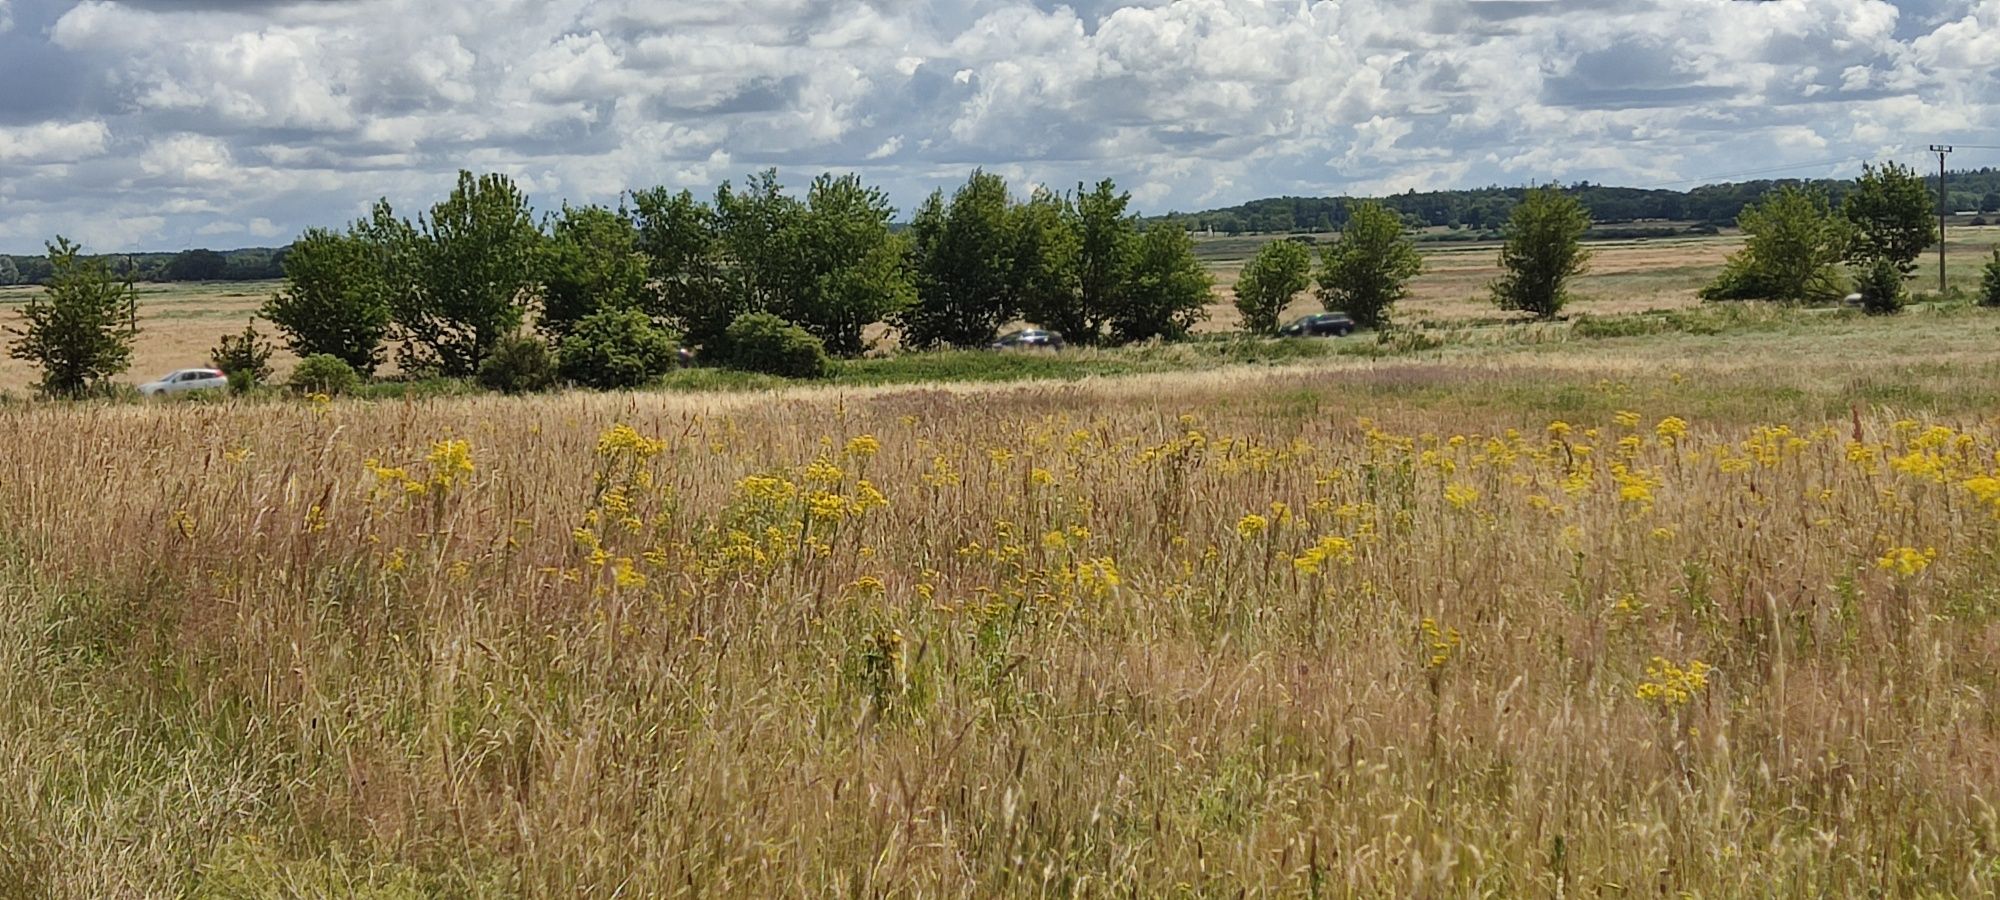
1111 225 1212 344
1701 186 1853 304
1855 258 1905 316
1233 239 1313 334
1843 162 1936 276
1317 201 1423 329
262 225 394 374
1010 188 1084 339
210 322 275 384
1980 250 2000 308
1492 187 1591 319
7 237 137 398
629 187 733 349
556 309 678 390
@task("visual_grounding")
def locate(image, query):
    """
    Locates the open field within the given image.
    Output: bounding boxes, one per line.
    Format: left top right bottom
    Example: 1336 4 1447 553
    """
4 307 2000 894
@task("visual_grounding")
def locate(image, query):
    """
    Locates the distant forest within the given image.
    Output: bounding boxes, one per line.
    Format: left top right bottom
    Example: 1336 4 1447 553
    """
4 169 1999 286
1152 167 2000 236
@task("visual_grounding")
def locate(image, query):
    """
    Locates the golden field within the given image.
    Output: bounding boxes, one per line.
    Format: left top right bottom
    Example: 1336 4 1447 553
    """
3 308 2000 895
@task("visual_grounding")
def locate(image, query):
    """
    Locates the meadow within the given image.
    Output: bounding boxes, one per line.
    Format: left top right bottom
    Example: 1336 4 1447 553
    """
3 295 2000 895
4 230 2000 895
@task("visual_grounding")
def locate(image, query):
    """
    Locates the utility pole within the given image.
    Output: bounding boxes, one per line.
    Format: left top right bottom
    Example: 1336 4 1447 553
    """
1930 145 1952 293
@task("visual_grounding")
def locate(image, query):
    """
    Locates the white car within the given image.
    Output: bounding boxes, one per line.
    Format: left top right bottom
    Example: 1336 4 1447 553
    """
139 368 229 397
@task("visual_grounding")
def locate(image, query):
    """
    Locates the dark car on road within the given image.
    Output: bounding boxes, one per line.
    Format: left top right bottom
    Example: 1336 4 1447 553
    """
990 328 1065 351
1278 313 1356 337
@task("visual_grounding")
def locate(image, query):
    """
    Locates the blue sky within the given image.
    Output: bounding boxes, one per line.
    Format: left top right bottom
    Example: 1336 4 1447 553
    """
0 0 1996 253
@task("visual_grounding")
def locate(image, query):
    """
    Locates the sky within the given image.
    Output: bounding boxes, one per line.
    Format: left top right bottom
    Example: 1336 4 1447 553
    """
0 0 1996 254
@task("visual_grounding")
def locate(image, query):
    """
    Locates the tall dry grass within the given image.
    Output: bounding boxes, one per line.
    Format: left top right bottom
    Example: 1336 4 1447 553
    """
1 359 1998 896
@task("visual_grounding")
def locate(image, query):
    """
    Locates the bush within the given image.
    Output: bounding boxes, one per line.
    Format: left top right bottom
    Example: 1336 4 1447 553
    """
477 333 556 394
723 312 831 378
556 309 679 390
1982 250 2000 308
1856 259 1905 316
289 354 360 396
209 322 275 385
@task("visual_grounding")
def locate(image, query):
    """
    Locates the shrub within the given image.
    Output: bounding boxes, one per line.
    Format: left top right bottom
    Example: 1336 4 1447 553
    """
226 368 256 394
289 354 360 396
209 322 275 385
556 309 678 390
1982 250 2000 308
477 333 556 394
1856 258 1905 316
723 312 831 379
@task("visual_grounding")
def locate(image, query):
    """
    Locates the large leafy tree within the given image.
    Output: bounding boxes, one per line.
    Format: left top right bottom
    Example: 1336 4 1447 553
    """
262 224 395 373
897 170 1018 349
540 204 650 341
393 171 544 377
713 169 802 320
629 187 733 348
1070 179 1137 346
1233 239 1314 334
1701 186 1853 304
1842 161 1936 276
771 174 913 356
1009 188 1084 338
1492 187 1592 319
1111 225 1212 344
1316 201 1422 329
7 237 136 397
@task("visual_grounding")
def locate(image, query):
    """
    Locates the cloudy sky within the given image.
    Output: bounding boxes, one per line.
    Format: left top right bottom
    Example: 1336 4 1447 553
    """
0 0 1995 253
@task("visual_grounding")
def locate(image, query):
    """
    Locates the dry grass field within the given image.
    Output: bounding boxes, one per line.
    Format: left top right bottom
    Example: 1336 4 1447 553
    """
4 303 2000 894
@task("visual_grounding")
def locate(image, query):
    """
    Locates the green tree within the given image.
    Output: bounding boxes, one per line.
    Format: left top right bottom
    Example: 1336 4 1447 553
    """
209 322 275 384
713 170 802 321
1070 179 1137 346
393 171 544 377
898 170 1018 349
1010 188 1084 339
539 204 650 341
0 256 18 286
262 225 395 374
1111 225 1212 344
1233 239 1314 334
7 237 136 397
1980 250 2000 307
1855 258 1905 316
1981 192 2000 214
1701 186 1853 304
629 187 733 349
164 248 228 282
771 174 913 356
1842 162 1936 275
1316 201 1423 329
1492 187 1591 319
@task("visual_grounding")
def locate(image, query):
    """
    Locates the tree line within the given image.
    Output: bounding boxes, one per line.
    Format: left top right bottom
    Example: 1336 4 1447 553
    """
0 247 287 286
1155 168 2000 235
11 163 1991 400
